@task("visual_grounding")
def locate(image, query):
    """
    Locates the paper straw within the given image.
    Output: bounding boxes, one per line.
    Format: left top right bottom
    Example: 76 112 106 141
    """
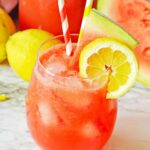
58 0 72 56
69 0 93 67
78 0 94 43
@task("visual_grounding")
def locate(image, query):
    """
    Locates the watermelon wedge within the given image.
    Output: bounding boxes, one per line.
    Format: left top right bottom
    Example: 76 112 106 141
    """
71 9 138 66
97 0 150 86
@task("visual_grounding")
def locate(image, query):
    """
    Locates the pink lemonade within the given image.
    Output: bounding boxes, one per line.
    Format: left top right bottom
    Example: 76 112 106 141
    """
26 36 117 150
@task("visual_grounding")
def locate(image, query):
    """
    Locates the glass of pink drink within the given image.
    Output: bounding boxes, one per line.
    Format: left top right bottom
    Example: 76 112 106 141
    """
26 35 117 150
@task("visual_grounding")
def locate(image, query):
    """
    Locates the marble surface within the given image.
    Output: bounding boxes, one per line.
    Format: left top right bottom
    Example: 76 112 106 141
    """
0 63 150 150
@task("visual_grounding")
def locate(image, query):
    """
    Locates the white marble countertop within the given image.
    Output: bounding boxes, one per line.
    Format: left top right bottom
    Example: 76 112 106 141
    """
0 63 150 150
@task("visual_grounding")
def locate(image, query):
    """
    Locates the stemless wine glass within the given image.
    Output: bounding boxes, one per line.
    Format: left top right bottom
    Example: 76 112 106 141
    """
26 34 117 150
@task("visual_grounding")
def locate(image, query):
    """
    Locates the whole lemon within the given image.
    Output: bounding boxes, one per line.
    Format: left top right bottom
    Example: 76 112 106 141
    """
0 43 7 62
0 8 16 35
6 29 60 81
0 8 16 62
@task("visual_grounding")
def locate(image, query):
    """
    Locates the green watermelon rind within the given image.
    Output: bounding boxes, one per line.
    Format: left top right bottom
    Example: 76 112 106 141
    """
137 66 150 87
91 9 138 49
97 0 112 16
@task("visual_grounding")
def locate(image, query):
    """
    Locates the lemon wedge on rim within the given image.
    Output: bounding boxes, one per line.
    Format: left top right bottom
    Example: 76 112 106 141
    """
79 38 138 99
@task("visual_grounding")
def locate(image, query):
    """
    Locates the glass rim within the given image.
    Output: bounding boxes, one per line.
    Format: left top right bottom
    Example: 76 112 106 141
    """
37 34 78 77
36 34 107 90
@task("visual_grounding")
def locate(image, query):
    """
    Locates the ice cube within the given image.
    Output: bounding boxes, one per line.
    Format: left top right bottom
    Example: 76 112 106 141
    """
81 122 99 138
64 76 84 89
37 102 58 126
45 54 67 74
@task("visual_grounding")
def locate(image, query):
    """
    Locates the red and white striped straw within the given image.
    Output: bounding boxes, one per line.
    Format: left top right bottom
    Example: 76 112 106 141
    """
58 0 72 56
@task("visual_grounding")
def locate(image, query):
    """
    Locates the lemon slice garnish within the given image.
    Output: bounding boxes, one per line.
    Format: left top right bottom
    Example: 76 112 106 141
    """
79 38 138 99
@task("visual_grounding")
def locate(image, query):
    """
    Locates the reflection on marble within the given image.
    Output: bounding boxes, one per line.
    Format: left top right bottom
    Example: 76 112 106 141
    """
0 63 150 150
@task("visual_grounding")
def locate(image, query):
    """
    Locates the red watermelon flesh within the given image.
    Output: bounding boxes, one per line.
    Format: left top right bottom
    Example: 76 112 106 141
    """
97 0 150 86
